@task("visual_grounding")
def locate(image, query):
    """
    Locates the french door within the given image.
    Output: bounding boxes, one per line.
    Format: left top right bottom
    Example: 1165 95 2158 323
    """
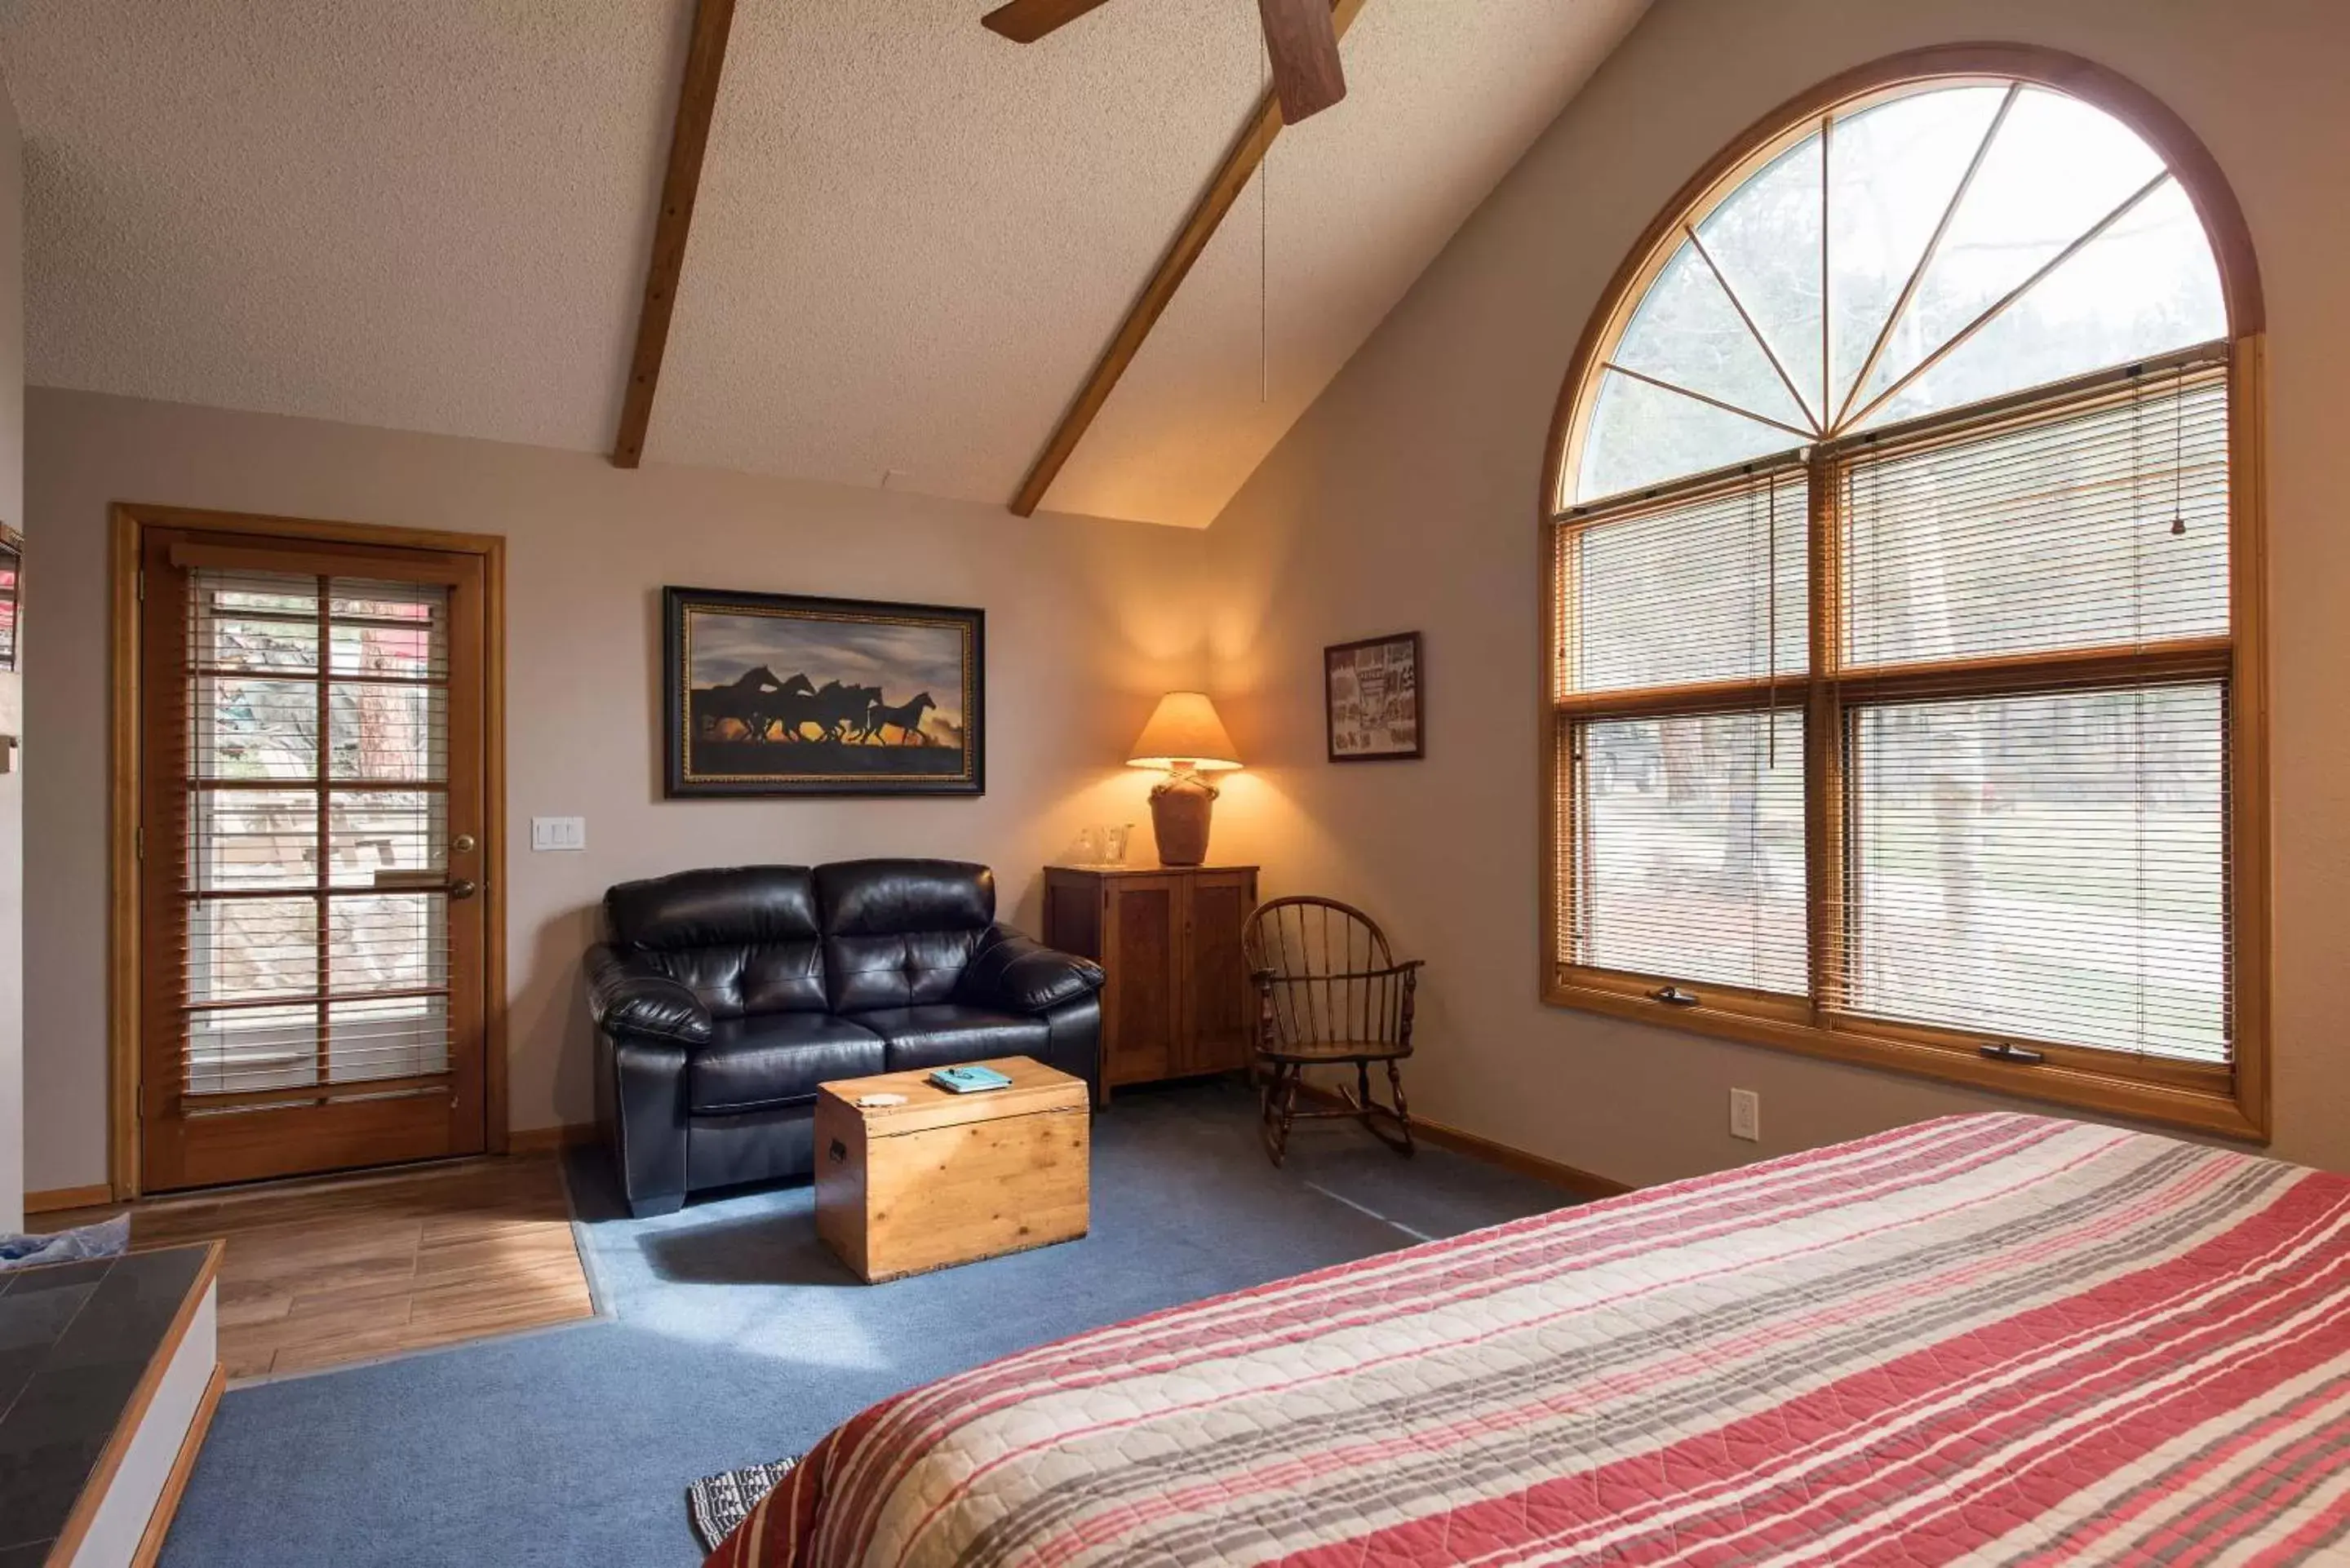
137 527 490 1190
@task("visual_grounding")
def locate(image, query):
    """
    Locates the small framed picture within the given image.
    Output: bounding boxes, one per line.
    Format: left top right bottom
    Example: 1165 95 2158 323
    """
1325 631 1422 762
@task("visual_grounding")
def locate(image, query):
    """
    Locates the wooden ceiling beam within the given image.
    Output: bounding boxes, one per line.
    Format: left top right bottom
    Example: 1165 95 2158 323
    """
612 0 738 469
1007 0 1371 516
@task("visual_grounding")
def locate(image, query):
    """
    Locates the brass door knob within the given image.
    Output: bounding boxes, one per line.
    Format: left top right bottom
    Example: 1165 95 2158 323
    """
449 879 479 900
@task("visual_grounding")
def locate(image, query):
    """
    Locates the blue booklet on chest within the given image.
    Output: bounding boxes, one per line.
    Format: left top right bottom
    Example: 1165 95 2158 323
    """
929 1064 1014 1094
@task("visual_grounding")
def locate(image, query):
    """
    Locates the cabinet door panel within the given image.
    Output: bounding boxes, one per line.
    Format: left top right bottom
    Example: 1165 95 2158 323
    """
1103 877 1183 1085
1182 871 1257 1075
1042 872 1103 960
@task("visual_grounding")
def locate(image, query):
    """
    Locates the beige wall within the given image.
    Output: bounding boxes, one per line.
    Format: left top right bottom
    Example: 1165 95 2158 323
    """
1204 0 2350 1184
23 389 1213 1194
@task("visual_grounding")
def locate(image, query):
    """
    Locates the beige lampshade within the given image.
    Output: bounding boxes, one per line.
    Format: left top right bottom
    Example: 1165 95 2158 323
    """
1126 691 1242 771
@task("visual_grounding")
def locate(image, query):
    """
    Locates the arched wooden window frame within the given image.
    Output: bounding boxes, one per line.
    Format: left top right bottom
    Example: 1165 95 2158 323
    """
1537 44 2270 1141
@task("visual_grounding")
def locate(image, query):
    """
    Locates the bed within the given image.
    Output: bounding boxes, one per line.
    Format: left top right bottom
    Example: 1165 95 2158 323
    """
706 1112 2350 1566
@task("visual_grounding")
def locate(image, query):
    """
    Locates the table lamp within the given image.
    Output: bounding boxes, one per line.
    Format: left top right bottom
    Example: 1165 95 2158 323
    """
1126 692 1241 866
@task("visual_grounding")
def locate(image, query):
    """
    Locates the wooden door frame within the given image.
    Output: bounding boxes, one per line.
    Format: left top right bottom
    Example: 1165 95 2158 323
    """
108 503 509 1200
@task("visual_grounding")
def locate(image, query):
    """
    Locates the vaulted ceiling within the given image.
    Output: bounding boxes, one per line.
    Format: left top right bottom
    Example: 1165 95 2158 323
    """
0 0 1647 527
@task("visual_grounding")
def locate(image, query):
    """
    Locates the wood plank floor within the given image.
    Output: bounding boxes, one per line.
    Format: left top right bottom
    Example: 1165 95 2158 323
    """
42 1155 596 1380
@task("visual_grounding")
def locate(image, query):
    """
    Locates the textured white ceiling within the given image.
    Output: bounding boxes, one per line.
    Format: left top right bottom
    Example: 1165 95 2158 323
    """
0 0 685 454
0 0 1647 526
1044 0 1652 526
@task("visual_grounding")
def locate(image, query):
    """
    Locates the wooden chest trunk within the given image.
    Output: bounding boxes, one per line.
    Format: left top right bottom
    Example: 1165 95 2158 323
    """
814 1056 1090 1283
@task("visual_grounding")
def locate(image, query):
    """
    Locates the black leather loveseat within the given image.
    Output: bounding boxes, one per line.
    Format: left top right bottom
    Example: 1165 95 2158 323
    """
585 860 1106 1216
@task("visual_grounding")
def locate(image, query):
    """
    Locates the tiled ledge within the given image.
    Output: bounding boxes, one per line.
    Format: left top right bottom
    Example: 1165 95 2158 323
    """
0 1243 222 1566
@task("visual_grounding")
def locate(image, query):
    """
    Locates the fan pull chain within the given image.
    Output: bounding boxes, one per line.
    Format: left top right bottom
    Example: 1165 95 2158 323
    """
1259 33 1270 405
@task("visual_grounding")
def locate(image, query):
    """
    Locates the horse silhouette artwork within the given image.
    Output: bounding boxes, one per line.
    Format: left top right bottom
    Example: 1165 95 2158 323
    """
867 691 938 744
694 666 814 742
805 681 883 743
665 587 984 797
694 669 942 746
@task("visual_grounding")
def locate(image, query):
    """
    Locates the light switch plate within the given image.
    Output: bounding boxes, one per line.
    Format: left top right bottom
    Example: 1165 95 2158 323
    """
530 816 587 852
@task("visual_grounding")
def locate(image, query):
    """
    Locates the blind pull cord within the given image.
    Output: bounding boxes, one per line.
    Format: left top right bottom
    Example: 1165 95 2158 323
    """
2171 362 2188 534
1765 470 1779 770
1258 32 1270 406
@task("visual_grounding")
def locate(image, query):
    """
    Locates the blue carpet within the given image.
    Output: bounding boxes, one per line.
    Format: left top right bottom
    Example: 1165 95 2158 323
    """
159 1083 1570 1567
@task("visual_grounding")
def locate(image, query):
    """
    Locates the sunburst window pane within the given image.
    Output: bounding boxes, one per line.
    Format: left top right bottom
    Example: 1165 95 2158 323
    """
1575 370 1802 504
1851 89 2169 414
1694 133 1825 423
1612 242 1811 436
1825 85 2009 419
1856 180 2225 429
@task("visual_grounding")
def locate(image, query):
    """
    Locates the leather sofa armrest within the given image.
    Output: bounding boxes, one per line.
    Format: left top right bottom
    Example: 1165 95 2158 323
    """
585 944 713 1047
598 1031 691 1217
1039 993 1102 1106
958 925 1106 1014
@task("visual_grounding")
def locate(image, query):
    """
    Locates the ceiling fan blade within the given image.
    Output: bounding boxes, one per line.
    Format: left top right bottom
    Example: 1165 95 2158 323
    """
981 0 1120 44
1257 0 1347 123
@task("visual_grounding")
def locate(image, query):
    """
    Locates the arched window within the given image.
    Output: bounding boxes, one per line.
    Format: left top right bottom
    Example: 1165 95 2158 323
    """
1542 48 2268 1138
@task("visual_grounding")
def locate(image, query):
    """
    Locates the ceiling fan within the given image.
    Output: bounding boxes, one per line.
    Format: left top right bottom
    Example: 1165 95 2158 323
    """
982 0 1347 124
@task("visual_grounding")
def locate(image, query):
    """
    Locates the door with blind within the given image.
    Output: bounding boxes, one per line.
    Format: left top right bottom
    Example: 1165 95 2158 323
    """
138 528 490 1190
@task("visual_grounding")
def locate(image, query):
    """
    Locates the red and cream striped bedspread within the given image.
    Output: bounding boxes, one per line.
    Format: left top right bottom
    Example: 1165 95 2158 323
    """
707 1113 2350 1566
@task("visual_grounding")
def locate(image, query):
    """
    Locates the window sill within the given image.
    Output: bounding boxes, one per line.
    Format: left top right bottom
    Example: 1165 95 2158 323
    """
1542 977 2266 1145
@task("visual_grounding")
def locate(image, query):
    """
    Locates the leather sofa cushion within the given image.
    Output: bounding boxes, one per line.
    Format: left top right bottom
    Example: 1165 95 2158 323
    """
825 928 986 1012
607 867 828 1018
815 859 995 935
849 1004 1050 1074
815 862 998 1012
687 1013 885 1114
654 941 826 1020
609 866 820 950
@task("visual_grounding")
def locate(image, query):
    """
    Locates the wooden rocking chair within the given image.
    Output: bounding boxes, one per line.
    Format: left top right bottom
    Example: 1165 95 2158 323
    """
1244 897 1420 1167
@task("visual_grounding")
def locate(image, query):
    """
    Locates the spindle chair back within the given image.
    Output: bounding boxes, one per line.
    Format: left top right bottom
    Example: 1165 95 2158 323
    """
1242 896 1420 1165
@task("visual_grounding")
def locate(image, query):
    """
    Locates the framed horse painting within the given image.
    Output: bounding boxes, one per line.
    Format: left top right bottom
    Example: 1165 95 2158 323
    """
663 587 985 796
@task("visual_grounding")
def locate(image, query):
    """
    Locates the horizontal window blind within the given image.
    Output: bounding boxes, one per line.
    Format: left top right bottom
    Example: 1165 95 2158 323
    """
1844 369 2228 669
1839 684 2228 1063
1571 708 1807 994
1562 467 1807 695
1829 367 2233 1065
179 569 455 1102
1554 361 2239 1073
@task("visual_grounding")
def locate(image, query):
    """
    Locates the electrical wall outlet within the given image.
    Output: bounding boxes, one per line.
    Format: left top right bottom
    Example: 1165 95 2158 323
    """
1729 1087 1761 1142
530 816 587 852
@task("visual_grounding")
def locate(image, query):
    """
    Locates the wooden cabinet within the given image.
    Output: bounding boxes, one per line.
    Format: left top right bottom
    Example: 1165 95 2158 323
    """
1044 865 1260 1101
